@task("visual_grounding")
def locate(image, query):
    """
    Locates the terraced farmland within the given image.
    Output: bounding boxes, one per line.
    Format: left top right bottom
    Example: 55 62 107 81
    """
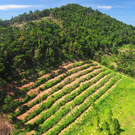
7 60 135 135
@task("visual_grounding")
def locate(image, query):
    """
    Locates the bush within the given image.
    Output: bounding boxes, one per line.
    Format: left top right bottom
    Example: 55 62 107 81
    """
0 78 7 90
2 95 17 112
22 87 28 92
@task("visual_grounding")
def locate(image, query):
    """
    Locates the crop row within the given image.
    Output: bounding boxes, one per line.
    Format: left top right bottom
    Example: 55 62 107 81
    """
21 61 87 91
32 70 114 134
32 61 89 89
20 66 103 123
15 63 96 116
59 74 122 135
24 68 106 130
41 72 118 135
18 62 89 105
39 63 95 92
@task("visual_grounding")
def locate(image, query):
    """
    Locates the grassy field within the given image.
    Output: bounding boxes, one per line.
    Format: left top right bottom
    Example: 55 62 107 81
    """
2 60 135 135
78 76 135 135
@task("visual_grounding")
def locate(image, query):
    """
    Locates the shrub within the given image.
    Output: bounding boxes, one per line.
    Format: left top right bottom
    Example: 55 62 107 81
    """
2 95 17 112
22 87 28 92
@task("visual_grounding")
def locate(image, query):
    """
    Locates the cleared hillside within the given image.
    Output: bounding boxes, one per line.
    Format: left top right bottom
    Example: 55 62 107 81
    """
1 59 134 135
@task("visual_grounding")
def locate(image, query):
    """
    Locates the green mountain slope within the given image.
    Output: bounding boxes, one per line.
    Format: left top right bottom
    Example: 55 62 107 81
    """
1 60 135 135
0 4 135 81
1 4 135 134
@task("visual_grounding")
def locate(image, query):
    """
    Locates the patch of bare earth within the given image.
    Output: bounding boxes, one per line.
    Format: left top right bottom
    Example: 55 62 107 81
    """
19 61 76 90
111 62 117 68
0 116 13 135
15 62 87 113
27 62 86 96
21 63 93 108
11 16 63 29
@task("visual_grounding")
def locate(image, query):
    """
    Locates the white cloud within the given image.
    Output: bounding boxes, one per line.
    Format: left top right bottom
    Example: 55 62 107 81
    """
0 5 41 10
96 6 113 10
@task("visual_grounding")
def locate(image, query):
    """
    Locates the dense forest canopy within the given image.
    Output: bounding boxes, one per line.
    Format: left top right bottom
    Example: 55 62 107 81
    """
0 3 135 86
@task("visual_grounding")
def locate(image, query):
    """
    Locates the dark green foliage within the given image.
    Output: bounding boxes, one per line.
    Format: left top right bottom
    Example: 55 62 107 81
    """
113 118 121 134
0 78 7 90
2 95 17 112
100 110 121 135
0 4 135 83
22 87 28 92
102 121 110 131
117 45 135 77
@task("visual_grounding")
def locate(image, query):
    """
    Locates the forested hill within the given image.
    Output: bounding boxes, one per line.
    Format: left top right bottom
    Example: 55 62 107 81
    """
0 4 135 88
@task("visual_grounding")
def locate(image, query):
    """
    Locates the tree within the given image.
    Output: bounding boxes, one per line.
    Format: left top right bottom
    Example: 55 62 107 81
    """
0 61 5 76
108 109 113 124
13 54 26 73
110 118 121 135
0 78 7 90
102 121 110 134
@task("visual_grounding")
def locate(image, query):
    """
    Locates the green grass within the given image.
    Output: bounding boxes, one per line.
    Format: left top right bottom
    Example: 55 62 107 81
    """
73 76 135 135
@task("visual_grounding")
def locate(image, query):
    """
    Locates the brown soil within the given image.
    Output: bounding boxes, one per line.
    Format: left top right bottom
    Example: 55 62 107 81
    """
24 63 87 103
0 116 13 135
19 61 74 90
26 62 80 95
17 64 96 120
26 68 101 124
12 60 83 103
14 61 84 111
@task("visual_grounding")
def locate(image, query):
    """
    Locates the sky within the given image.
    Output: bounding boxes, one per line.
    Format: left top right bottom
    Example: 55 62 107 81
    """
0 0 135 26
